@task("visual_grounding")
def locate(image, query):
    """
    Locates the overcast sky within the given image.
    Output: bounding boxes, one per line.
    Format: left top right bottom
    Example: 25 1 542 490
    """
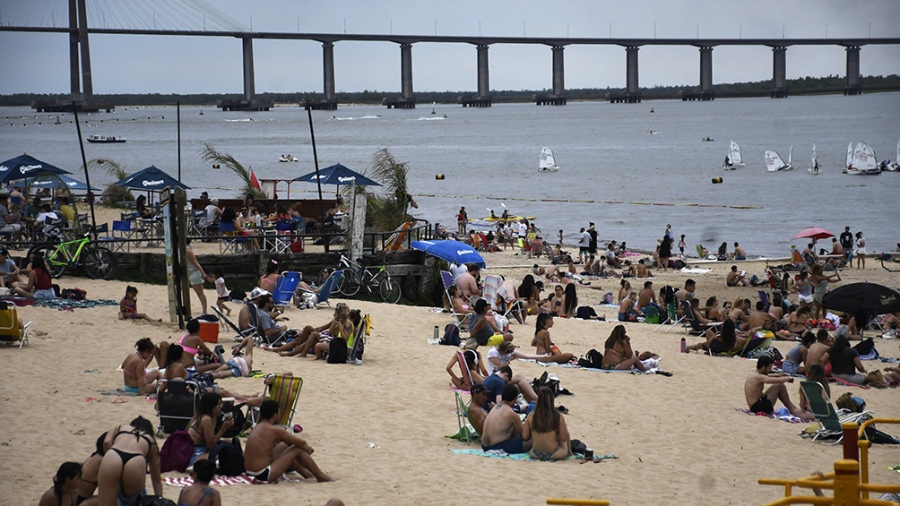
1 0 898 95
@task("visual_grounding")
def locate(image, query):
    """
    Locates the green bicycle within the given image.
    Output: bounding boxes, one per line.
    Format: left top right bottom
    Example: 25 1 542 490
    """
27 233 118 280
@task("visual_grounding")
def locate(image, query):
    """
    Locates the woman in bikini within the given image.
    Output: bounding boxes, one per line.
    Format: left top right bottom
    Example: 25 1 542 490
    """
532 313 575 364
313 303 356 360
39 462 82 506
601 325 648 371
559 284 578 319
686 318 747 354
187 393 235 469
448 285 473 325
517 275 540 317
76 433 106 505
258 259 280 293
121 338 165 395
97 416 162 506
618 279 632 305
541 285 564 315
523 387 571 461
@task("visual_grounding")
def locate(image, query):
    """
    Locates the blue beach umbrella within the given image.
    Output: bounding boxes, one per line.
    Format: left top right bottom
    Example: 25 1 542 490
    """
292 163 380 188
24 173 99 191
411 239 486 268
0 153 71 184
115 165 190 191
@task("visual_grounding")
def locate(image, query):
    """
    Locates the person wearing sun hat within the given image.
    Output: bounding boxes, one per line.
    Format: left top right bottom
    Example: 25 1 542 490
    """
237 287 271 332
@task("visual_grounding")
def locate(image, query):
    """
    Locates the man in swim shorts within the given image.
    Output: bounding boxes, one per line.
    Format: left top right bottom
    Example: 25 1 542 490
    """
480 384 531 454
744 356 800 416
244 400 335 484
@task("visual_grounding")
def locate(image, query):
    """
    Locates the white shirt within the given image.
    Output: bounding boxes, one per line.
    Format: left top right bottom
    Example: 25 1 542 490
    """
579 231 590 247
450 263 468 283
486 347 513 376
36 211 58 224
518 223 527 237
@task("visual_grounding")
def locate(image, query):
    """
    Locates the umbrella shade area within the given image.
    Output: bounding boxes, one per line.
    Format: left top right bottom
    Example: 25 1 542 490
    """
24 173 99 192
791 227 835 241
411 239 485 269
115 165 190 191
823 282 900 319
0 153 71 184
293 163 380 187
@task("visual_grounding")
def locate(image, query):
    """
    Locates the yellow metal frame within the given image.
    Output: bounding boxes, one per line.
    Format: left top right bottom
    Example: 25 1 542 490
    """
758 418 900 505
546 500 610 506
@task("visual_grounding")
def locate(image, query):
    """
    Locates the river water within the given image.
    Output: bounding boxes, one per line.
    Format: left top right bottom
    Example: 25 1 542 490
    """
1 92 898 257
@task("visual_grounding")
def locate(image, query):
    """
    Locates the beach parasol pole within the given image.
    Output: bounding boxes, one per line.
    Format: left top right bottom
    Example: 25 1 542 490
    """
71 102 98 240
305 101 326 250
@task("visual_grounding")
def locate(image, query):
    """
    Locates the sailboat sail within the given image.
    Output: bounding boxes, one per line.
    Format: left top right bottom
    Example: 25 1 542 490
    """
854 142 876 171
896 139 899 164
787 145 793 166
765 150 786 172
846 142 853 169
809 143 819 174
730 141 743 165
539 146 559 173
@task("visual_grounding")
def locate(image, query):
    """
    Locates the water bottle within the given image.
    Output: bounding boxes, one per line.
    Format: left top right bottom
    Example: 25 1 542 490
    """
433 326 440 342
680 337 686 353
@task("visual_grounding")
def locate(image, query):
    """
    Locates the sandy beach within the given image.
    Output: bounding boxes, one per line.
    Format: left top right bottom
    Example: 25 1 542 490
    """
1 211 898 505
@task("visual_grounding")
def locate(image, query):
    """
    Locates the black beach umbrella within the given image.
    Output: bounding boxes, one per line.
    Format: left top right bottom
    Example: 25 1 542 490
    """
822 282 900 336
0 153 71 184
115 165 190 191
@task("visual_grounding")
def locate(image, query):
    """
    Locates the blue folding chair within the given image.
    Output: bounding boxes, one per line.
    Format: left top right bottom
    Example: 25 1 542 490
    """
297 270 343 309
272 271 302 308
218 221 245 254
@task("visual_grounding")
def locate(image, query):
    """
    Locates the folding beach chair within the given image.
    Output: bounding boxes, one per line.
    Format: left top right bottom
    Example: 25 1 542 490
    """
272 271 302 308
296 270 342 309
678 299 722 336
251 374 303 432
451 391 480 444
346 314 370 364
218 221 245 254
211 306 255 343
496 282 526 325
798 381 873 444
440 270 469 329
156 380 200 435
758 290 771 312
248 301 290 348
0 301 31 349
456 349 474 393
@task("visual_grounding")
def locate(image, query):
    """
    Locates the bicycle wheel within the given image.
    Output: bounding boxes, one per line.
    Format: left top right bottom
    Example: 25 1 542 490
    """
317 267 342 295
340 270 362 297
82 246 118 280
28 243 67 278
379 274 402 304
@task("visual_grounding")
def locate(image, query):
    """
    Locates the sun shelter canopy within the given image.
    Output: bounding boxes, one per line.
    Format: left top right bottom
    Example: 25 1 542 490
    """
24 173 99 192
411 239 486 269
791 227 835 241
0 153 70 184
115 165 190 191
822 282 900 318
292 163 380 188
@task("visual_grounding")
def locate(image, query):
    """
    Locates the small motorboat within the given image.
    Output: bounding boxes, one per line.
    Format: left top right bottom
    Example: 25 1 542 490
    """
86 134 126 143
278 154 299 162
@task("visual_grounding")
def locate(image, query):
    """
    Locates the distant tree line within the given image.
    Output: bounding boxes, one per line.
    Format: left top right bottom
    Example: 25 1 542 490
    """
2 74 898 107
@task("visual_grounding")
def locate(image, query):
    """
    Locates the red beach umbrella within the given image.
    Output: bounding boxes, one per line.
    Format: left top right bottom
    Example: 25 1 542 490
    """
791 227 835 241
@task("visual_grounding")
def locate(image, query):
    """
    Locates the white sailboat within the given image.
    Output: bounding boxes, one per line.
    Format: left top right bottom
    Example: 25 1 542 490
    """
765 148 793 172
808 143 820 175
843 142 853 173
538 146 560 173
886 139 900 172
722 140 745 170
847 142 881 175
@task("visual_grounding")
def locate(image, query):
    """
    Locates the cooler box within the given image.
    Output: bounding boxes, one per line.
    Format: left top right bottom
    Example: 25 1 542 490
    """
196 314 219 343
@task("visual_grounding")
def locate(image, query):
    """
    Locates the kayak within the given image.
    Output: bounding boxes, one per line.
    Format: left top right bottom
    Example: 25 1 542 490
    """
482 215 536 222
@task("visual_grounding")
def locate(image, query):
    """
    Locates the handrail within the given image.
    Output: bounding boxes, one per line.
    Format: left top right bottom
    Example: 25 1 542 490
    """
855 418 900 499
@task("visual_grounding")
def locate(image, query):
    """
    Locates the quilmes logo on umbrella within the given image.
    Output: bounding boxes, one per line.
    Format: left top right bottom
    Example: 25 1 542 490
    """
142 179 164 187
18 164 43 174
458 249 475 255
881 294 898 305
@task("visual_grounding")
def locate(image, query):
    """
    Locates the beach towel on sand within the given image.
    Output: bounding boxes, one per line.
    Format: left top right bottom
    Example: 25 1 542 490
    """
735 407 804 424
164 474 253 487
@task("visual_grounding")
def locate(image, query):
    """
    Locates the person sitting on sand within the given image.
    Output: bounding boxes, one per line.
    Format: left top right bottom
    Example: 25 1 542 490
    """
729 297 751 328
704 296 725 322
97 416 163 505
176 458 220 506
784 306 812 337
601 325 649 371
255 294 295 344
782 332 816 376
523 386 572 461
621 260 636 278
481 384 531 455
75 433 106 505
122 338 165 394
263 306 340 358
489 340 550 371
805 329 833 371
618 291 640 321
733 242 747 261
745 301 778 333
726 265 747 287
187 393 236 469
465 299 513 349
447 349 486 390
11 250 55 299
637 281 660 315
686 318 747 354
532 313 576 364
636 259 653 278
244 400 335 484
117 285 159 321
796 364 829 422
820 336 867 385
39 462 82 506
744 356 803 417
311 304 357 361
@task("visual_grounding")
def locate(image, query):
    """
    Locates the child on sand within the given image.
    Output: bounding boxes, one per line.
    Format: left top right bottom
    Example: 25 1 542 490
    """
118 285 159 321
210 267 233 316
176 459 220 506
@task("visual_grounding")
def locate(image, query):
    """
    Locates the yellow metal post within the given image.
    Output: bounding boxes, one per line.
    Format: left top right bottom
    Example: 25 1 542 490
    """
832 459 859 506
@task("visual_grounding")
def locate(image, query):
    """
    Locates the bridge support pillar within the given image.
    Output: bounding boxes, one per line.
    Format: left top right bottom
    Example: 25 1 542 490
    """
309 42 338 110
698 46 714 100
844 46 861 95
771 46 788 98
242 37 256 102
621 46 641 103
385 43 416 109
459 44 492 107
68 0 80 99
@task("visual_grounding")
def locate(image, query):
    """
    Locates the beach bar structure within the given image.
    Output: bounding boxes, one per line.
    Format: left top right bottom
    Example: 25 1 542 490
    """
5 1 899 112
